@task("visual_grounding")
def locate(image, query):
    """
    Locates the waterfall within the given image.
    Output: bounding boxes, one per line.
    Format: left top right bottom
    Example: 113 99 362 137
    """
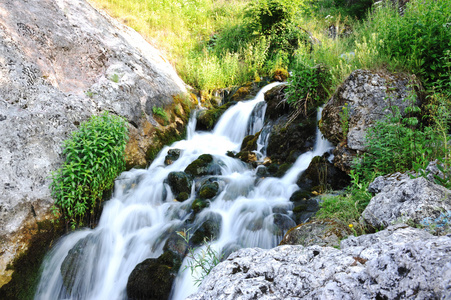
34 82 331 300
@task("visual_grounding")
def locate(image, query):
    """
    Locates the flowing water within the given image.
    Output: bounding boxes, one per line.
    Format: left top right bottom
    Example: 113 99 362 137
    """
34 82 332 300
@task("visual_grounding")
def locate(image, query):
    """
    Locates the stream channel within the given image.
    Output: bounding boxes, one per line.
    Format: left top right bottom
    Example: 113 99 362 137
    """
34 82 333 299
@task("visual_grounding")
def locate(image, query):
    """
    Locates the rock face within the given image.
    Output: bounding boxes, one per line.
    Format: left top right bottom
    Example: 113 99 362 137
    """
0 0 189 285
319 69 420 172
187 224 451 300
264 84 317 164
363 173 451 228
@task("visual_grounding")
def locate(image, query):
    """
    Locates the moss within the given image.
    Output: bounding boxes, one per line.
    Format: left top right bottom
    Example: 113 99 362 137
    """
176 192 190 201
0 220 65 300
191 198 209 213
240 132 260 152
184 154 214 176
146 126 187 162
196 101 237 131
199 182 219 199
275 163 292 178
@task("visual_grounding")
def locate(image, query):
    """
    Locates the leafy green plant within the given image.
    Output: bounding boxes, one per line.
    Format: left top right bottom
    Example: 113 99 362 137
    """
176 229 223 286
109 73 120 83
50 112 129 229
339 102 349 142
360 0 451 89
286 54 332 113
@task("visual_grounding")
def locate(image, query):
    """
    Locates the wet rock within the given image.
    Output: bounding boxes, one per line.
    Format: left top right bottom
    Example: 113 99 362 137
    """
196 102 236 131
190 212 222 246
185 154 221 177
280 219 349 248
266 116 316 164
236 151 258 164
296 154 350 193
290 191 320 224
164 149 181 166
166 172 192 199
272 214 296 238
363 175 451 228
274 163 292 178
191 198 210 214
127 251 181 300
176 192 190 202
60 232 105 296
255 166 269 178
263 84 290 121
320 69 421 172
240 133 260 152
199 182 219 199
187 225 451 300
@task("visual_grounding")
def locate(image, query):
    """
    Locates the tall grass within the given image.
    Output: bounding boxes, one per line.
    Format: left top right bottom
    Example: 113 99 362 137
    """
88 0 250 92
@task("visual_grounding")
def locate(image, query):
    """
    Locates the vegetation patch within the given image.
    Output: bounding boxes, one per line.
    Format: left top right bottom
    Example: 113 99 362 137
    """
50 112 129 229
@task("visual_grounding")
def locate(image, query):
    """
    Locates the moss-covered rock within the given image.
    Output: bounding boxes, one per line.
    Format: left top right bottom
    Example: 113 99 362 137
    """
184 154 221 177
126 251 181 300
236 151 258 164
266 117 317 164
290 191 320 224
164 148 181 166
166 172 193 199
196 102 237 131
190 212 222 246
240 132 260 152
199 182 219 199
264 84 290 121
191 198 210 214
296 154 350 193
272 214 297 237
176 192 190 202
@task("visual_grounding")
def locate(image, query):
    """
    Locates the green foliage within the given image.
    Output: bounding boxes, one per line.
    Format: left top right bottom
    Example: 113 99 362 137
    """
176 229 222 286
286 53 332 112
152 106 168 120
50 112 129 229
109 73 120 83
339 103 349 141
244 0 308 34
360 0 451 89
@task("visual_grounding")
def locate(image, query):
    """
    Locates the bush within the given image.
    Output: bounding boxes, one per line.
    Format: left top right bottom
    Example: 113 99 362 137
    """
286 53 332 112
361 0 451 90
50 112 129 229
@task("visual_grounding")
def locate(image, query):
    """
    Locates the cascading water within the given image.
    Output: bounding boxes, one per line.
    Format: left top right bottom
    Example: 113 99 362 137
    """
34 82 332 300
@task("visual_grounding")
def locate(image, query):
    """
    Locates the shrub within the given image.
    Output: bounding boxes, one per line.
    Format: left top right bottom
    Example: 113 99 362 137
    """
50 112 129 229
286 52 332 112
361 0 451 90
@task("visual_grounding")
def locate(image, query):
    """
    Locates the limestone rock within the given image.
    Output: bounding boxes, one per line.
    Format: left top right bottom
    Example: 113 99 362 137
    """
319 69 421 172
0 0 188 284
187 225 451 299
363 175 451 228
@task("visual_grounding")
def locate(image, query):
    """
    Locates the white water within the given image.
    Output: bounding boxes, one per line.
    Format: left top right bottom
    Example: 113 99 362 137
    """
34 82 332 300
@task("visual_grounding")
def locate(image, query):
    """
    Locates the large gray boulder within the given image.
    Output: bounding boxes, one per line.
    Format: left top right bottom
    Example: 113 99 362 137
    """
319 69 421 172
363 173 451 229
187 224 451 299
0 0 188 285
